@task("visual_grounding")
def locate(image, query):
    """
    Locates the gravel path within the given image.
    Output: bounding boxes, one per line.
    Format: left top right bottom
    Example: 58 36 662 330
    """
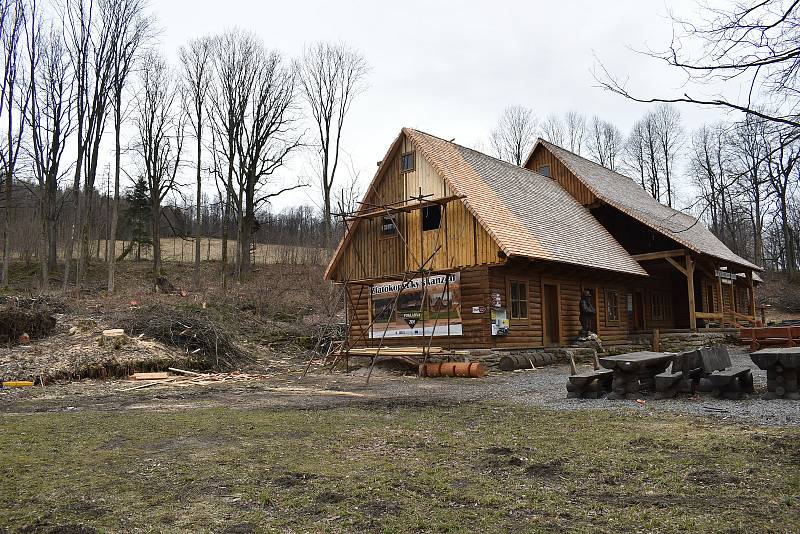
366 346 800 426
2 346 798 426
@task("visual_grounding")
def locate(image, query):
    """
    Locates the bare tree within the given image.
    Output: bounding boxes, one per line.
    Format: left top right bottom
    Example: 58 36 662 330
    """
587 116 623 170
235 52 303 279
106 0 153 293
135 51 184 278
540 113 565 146
489 105 537 166
25 2 75 288
297 41 368 248
690 124 733 243
595 0 800 130
61 0 114 289
625 112 662 201
564 111 586 155
209 29 256 288
730 115 770 266
179 35 212 289
763 127 799 276
654 104 683 207
0 0 30 287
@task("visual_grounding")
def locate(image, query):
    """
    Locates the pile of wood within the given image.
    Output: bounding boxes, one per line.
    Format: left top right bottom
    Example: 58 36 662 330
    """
122 368 364 397
347 346 470 358
123 368 274 390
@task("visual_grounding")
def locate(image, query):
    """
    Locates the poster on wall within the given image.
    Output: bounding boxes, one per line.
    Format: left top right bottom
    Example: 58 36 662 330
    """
369 272 462 338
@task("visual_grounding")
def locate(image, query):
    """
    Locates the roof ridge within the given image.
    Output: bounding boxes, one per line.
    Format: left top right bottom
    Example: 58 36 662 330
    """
405 127 551 180
540 138 701 224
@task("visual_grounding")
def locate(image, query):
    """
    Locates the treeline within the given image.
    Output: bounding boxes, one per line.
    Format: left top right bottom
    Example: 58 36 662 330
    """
489 104 800 276
0 0 366 292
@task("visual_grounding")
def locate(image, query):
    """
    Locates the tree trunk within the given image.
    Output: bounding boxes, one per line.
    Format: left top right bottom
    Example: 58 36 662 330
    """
240 178 254 280
193 129 202 289
779 193 796 276
39 188 49 290
151 192 161 279
221 186 230 289
108 118 121 293
2 167 12 288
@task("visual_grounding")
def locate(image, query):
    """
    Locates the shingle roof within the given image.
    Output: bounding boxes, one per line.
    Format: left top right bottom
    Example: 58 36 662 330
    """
403 129 648 276
531 139 761 271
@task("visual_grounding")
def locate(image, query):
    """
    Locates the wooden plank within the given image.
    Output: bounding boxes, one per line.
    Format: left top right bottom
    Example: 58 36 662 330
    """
665 256 687 276
130 372 169 380
631 249 687 262
687 254 697 331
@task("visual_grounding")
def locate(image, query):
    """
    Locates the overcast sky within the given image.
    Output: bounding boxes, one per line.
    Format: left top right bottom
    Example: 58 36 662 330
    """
151 0 746 212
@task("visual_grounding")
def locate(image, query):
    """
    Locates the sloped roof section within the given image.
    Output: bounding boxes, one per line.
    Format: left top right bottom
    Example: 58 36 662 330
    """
531 139 761 271
404 129 648 276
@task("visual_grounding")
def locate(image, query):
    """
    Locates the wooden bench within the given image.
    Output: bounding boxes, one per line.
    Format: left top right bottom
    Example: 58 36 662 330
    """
566 369 613 399
739 326 799 351
706 367 754 399
658 346 755 399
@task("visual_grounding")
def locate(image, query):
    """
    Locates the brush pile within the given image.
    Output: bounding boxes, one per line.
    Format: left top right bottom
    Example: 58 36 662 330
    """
0 305 56 344
120 304 249 370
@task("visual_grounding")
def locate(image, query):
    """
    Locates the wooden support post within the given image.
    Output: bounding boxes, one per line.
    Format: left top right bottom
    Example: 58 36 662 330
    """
686 254 697 331
747 269 756 323
652 328 660 352
716 268 724 326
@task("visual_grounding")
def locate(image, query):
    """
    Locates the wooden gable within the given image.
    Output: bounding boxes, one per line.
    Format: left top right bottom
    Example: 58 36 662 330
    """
326 132 501 282
525 144 597 206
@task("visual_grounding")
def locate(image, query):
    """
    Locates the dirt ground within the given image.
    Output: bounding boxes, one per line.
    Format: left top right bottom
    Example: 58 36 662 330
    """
1 262 799 532
2 345 798 428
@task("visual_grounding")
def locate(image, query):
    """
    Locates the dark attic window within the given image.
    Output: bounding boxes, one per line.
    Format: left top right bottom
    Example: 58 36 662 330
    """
400 151 415 173
538 164 551 177
422 204 441 231
382 216 398 237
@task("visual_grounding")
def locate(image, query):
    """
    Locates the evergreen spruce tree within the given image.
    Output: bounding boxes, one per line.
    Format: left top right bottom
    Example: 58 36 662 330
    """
124 177 152 260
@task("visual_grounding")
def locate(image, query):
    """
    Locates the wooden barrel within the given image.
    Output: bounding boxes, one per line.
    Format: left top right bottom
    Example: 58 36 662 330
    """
419 361 485 378
419 363 443 377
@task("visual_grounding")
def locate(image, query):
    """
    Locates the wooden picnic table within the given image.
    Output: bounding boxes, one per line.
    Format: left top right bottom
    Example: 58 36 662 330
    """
599 351 675 400
750 347 800 400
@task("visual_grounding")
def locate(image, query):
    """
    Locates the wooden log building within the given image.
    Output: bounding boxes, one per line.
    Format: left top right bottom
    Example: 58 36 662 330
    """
324 128 762 350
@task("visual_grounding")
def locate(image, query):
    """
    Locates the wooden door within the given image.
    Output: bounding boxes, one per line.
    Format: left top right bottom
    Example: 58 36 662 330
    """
633 291 645 331
543 283 560 346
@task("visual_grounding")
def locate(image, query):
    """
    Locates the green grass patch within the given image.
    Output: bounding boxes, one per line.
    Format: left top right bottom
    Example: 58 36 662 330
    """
0 404 798 533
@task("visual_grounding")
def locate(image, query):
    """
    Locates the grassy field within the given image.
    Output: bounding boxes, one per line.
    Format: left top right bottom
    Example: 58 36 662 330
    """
1 403 797 533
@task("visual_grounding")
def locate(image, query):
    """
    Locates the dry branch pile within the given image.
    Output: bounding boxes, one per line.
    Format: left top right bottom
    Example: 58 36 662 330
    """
0 305 56 344
119 304 249 370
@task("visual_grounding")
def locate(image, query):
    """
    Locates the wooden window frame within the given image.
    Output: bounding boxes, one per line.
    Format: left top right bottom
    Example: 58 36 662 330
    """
400 151 415 174
380 215 399 240
421 204 441 232
507 278 529 322
538 164 551 178
541 278 562 345
605 288 620 326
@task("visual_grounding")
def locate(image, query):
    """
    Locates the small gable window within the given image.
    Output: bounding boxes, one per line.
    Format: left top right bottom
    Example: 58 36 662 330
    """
382 216 398 237
538 164 551 177
400 151 415 173
421 204 441 231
